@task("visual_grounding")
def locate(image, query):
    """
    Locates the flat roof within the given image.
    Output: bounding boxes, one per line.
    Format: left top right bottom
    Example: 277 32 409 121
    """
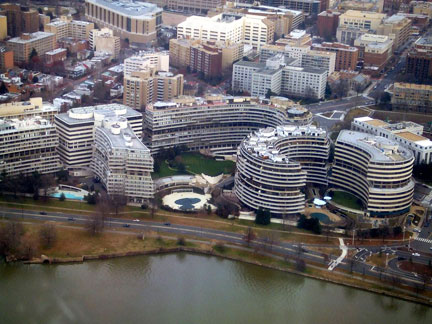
8 32 54 44
99 122 149 151
365 119 388 127
86 0 162 18
396 131 428 142
338 130 413 162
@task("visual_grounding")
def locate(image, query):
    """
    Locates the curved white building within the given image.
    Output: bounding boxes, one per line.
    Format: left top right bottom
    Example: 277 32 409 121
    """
330 130 414 218
144 96 312 155
234 125 329 215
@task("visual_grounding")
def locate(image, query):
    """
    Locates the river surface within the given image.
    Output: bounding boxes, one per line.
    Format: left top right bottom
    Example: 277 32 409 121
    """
1 253 431 324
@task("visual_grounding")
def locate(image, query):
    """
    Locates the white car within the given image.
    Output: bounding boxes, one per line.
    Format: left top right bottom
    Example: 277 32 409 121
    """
412 252 420 257
133 219 140 222
413 228 421 233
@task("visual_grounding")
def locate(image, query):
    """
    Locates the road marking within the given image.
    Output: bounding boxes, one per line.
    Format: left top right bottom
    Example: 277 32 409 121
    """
328 238 347 271
415 237 432 244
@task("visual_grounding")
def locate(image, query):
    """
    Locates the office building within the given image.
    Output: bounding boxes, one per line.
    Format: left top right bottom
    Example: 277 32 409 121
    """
317 10 341 40
123 70 184 110
258 0 322 16
91 116 153 203
44 16 94 41
391 82 432 113
91 28 121 59
406 36 432 81
330 130 414 218
6 32 56 64
352 116 432 165
85 0 163 44
124 51 169 76
354 34 393 73
143 96 312 154
376 15 411 51
0 49 14 73
0 117 61 177
312 42 358 71
54 104 142 170
0 4 38 37
166 0 225 14
0 15 6 40
0 97 58 123
234 125 329 215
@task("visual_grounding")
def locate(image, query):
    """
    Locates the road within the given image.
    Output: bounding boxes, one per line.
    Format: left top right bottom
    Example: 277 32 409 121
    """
1 206 431 290
305 95 375 114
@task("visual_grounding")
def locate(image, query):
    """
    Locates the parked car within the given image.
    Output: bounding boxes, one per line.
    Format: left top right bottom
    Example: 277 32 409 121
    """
412 252 420 257
39 211 47 215
164 222 171 226
123 224 130 228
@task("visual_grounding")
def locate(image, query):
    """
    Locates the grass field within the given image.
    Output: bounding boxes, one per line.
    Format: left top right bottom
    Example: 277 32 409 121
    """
152 152 235 179
331 191 363 210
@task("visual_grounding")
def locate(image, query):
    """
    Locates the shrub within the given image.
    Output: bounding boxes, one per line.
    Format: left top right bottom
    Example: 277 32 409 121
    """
59 193 66 201
177 237 186 246
213 242 226 253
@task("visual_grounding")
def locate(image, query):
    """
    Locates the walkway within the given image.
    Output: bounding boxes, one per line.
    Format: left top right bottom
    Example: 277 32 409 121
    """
328 238 348 271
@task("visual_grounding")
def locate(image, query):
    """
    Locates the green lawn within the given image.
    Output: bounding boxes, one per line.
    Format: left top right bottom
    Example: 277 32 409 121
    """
331 191 363 210
152 153 235 179
182 153 235 176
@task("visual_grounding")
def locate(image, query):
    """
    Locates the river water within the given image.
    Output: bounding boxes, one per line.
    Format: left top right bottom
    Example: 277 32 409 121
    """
0 253 431 323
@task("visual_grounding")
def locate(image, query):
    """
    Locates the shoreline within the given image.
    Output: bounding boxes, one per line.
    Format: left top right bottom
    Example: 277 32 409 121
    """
23 246 432 307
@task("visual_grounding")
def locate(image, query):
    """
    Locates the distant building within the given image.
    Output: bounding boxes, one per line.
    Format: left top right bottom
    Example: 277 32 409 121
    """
258 0 322 16
0 117 61 177
0 97 58 123
312 42 358 71
317 10 341 40
352 116 432 165
91 116 153 203
391 82 432 113
124 51 169 76
84 0 162 44
0 15 7 40
45 48 67 67
406 36 432 80
376 15 411 51
354 34 393 74
44 16 94 41
0 4 38 37
123 70 184 110
0 49 14 72
6 32 56 64
91 28 120 60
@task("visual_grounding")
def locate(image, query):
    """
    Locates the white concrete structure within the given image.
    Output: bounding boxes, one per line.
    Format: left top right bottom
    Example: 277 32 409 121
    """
281 65 327 99
91 116 153 203
330 130 414 218
124 51 169 76
0 117 61 177
234 125 329 215
91 28 120 59
352 117 432 165
144 96 312 155
55 104 142 170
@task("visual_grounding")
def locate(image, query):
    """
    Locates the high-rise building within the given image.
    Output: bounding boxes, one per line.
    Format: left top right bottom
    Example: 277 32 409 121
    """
258 0 322 16
406 36 432 80
0 4 39 37
0 48 14 73
123 70 184 110
0 117 61 177
234 125 329 215
84 0 163 44
54 104 142 170
6 32 56 64
124 51 169 76
91 116 153 203
330 130 414 218
0 15 7 40
312 42 358 71
317 10 341 40
376 15 411 51
44 16 94 41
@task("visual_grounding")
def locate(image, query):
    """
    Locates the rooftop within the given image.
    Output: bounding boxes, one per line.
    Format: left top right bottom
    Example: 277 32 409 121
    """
0 117 53 134
396 131 427 142
85 0 162 18
243 125 326 163
394 82 432 90
338 130 413 162
8 32 55 44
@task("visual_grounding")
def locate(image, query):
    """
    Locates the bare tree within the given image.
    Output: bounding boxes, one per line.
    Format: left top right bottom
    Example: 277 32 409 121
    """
40 174 56 201
243 227 256 247
111 193 127 218
86 211 105 235
0 221 24 256
39 223 57 248
296 258 306 272
333 80 349 99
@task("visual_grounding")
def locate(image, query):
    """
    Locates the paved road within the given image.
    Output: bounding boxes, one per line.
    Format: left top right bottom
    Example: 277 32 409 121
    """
1 206 431 289
305 96 374 114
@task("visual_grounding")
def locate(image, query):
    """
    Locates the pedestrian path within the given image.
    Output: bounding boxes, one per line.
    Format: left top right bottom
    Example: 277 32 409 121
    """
415 237 432 244
328 238 347 271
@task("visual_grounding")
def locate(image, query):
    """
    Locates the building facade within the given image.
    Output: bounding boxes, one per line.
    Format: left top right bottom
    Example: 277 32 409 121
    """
317 10 341 40
330 130 414 218
54 104 142 170
6 32 56 64
124 51 169 75
312 42 358 71
376 15 411 51
0 97 58 123
354 34 393 73
234 125 329 215
44 16 94 41
85 0 162 44
143 95 312 155
391 82 432 113
91 116 153 203
0 4 38 37
0 117 61 177
406 36 432 81
352 116 432 165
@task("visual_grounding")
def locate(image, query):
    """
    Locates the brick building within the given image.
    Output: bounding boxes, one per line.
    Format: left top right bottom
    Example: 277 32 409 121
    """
45 48 67 67
312 42 358 71
0 4 38 37
190 42 222 78
317 10 341 40
406 36 432 80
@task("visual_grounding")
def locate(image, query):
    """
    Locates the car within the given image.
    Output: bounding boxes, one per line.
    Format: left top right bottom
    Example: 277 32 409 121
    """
413 228 421 233
163 222 171 226
133 219 140 222
68 217 74 221
39 211 47 215
122 224 130 228
412 252 420 257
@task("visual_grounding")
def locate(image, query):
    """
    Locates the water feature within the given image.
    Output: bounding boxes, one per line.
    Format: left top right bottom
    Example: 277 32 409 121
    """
0 254 430 323
174 198 201 210
50 192 85 200
311 212 332 224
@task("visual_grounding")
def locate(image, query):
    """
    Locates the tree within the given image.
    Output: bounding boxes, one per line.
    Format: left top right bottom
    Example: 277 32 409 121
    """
0 82 8 95
59 192 66 201
255 207 271 225
39 223 57 248
333 80 349 98
243 227 256 247
86 211 105 235
111 193 127 217
0 222 24 257
296 258 306 272
32 76 39 83
206 204 212 215
265 88 277 99
29 48 38 61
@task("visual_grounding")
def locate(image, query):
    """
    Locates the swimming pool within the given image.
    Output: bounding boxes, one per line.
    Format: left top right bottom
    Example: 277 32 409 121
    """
310 212 331 225
51 192 85 201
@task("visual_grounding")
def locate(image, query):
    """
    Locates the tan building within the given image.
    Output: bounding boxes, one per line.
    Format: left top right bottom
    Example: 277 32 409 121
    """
354 34 393 73
0 4 38 37
0 49 14 72
91 28 120 60
312 42 358 71
337 1 375 12
0 15 6 40
85 0 162 44
39 14 50 28
338 10 386 31
6 32 56 64
45 16 94 41
169 38 243 71
124 70 184 110
391 82 432 113
377 15 411 51
412 1 432 18
0 97 59 123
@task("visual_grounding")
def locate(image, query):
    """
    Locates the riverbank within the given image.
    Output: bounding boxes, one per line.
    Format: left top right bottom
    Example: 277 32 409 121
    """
8 222 431 307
